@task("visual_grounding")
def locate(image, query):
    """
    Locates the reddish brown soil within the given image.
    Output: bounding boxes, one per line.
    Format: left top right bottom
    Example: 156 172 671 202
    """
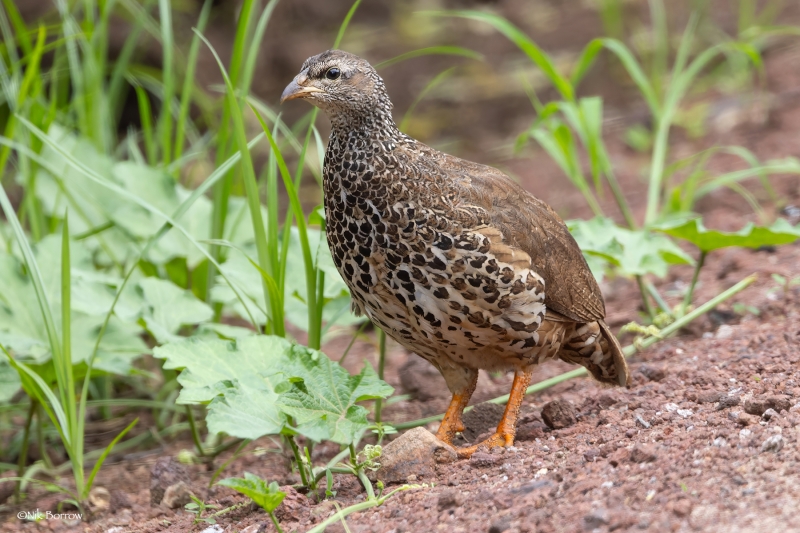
5 1 800 532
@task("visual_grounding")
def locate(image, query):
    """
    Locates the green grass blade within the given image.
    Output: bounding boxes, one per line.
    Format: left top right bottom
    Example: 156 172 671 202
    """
240 0 280 102
597 38 660 117
84 417 138 497
173 0 212 165
431 10 574 101
252 107 321 349
333 0 363 48
569 39 603 88
156 0 175 164
197 30 273 333
399 67 456 132
0 183 62 371
375 46 482 69
134 84 157 165
4 354 70 447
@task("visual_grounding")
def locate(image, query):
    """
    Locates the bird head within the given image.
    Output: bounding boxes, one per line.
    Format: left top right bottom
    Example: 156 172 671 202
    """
280 50 391 120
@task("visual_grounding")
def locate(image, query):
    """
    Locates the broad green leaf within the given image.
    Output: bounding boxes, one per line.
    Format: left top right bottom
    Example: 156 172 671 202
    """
0 361 21 402
154 335 293 404
568 217 694 279
217 473 285 513
655 218 800 252
153 335 392 444
138 277 213 343
0 236 147 376
278 344 394 445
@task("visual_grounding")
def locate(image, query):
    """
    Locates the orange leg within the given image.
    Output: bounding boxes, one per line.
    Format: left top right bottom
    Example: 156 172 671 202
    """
456 366 534 458
435 373 478 445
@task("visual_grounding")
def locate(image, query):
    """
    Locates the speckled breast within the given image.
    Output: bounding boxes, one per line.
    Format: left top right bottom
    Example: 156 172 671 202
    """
323 136 551 371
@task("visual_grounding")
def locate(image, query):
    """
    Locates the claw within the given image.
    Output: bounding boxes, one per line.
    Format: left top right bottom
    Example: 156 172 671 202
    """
456 432 513 458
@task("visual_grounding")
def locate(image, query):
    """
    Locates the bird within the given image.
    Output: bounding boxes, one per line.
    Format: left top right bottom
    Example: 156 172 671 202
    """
281 50 630 458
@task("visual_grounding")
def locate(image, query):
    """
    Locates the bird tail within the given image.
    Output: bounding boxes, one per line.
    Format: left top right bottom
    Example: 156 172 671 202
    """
558 319 630 387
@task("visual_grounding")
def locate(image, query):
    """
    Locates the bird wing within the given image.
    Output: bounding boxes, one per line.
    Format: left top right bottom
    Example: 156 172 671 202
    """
400 142 605 323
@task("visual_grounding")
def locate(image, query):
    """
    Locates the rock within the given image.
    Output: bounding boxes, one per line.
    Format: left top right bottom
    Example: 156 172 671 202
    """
0 476 14 505
634 414 651 429
515 420 546 441
541 400 577 429
199 526 223 533
767 395 791 412
762 408 779 421
638 365 666 382
241 524 268 533
716 395 740 410
275 485 308 522
716 325 734 339
689 505 720 530
110 508 132 526
161 481 193 509
469 452 502 468
150 456 191 506
761 434 784 453
745 395 791 416
488 517 511 533
88 487 111 511
370 427 456 484
630 444 657 463
696 391 724 404
671 499 693 518
583 449 601 463
583 508 610 529
437 488 461 510
109 490 133 511
731 412 757 426
461 402 504 443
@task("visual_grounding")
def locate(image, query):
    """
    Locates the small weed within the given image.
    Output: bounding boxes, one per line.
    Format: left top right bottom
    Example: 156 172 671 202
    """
184 495 220 525
218 473 286 533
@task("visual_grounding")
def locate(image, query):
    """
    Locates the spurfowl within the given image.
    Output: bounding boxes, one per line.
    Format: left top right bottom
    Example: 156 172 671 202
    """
281 50 630 457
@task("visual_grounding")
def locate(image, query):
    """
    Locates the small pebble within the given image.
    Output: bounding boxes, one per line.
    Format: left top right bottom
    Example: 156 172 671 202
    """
761 434 784 453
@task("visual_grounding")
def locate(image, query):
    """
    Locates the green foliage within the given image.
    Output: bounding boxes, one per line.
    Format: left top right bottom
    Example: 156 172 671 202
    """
218 473 286 533
218 473 286 513
655 217 800 252
153 336 393 445
568 217 693 280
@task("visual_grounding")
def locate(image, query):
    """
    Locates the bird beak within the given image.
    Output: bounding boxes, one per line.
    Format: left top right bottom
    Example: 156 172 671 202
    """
280 75 322 104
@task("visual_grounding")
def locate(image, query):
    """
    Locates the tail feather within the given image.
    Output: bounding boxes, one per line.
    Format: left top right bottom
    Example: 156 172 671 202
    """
557 319 630 388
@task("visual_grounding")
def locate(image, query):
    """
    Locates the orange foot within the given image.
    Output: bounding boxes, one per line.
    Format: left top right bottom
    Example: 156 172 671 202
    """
453 367 534 459
456 432 513 458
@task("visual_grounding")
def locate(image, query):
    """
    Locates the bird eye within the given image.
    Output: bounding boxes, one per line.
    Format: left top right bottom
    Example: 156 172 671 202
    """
325 67 341 80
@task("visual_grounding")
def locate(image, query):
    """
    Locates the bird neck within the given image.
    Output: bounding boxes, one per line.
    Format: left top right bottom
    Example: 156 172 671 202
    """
328 93 401 143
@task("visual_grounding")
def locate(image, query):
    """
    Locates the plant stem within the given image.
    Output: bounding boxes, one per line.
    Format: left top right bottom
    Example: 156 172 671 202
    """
645 280 672 315
15 400 36 502
185 405 207 457
339 320 369 364
681 250 707 316
305 485 417 533
35 402 53 470
374 328 387 424
286 435 310 489
268 510 284 533
635 275 657 320
392 274 757 431
349 443 375 500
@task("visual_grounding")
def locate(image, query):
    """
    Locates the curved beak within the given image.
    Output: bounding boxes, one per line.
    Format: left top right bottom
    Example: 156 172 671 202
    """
280 75 323 104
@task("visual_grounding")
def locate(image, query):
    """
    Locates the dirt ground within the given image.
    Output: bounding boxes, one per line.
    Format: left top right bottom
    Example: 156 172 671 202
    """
5 1 800 532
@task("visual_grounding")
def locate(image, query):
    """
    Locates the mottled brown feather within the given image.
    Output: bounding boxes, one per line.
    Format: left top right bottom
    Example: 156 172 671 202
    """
396 143 606 324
